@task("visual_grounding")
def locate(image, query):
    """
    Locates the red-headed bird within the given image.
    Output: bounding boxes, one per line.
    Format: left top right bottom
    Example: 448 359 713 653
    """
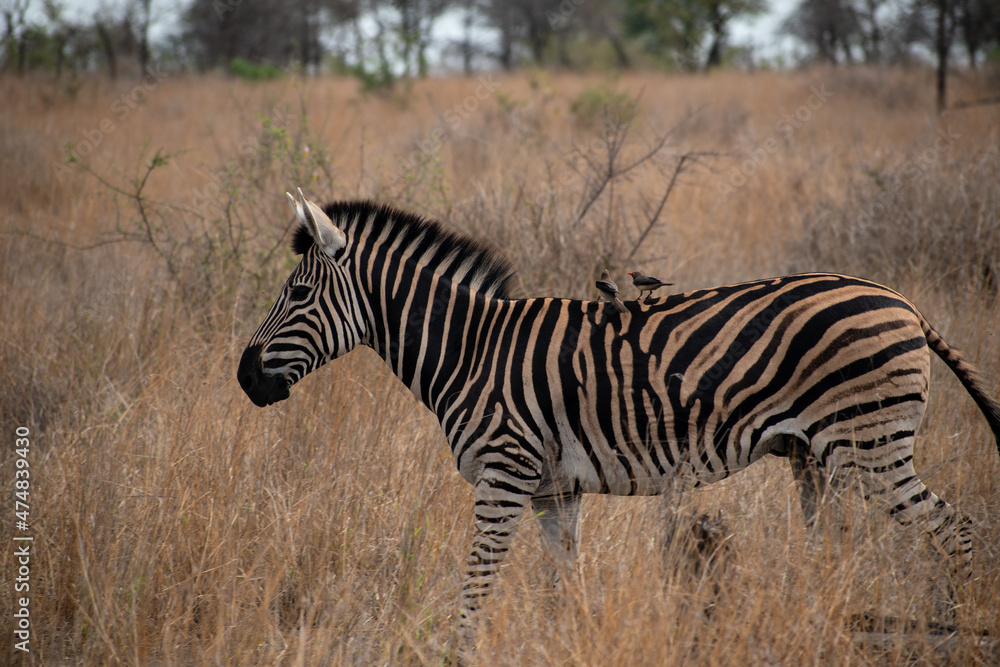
628 270 674 302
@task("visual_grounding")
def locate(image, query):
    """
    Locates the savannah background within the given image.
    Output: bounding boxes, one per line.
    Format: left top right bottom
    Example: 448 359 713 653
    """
2 0 1000 664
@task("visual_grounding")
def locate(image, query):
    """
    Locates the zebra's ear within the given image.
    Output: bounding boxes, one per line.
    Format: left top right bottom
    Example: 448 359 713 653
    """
285 188 346 256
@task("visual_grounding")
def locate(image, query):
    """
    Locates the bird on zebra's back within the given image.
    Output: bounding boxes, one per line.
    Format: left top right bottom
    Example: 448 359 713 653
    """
596 269 627 314
629 270 674 302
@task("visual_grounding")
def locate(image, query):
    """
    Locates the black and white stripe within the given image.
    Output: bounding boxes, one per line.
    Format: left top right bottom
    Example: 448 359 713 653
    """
238 197 1000 644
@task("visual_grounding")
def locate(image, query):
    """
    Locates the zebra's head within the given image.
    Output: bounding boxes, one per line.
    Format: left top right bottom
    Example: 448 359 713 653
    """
238 189 367 407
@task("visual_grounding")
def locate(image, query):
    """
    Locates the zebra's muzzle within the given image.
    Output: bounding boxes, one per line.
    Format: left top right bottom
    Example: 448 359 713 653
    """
237 344 291 407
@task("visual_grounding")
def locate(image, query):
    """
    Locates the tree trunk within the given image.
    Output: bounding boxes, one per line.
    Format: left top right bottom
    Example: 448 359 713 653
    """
96 21 118 80
5 9 26 76
867 2 881 63
603 29 631 69
936 0 953 114
498 18 513 71
706 33 722 68
17 32 27 75
55 33 65 78
461 2 474 75
557 31 571 69
300 6 310 68
959 1 980 69
528 22 546 65
138 0 151 74
705 6 726 69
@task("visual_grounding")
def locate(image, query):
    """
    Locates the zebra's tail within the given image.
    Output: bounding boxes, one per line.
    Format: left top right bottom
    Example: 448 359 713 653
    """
920 315 1000 457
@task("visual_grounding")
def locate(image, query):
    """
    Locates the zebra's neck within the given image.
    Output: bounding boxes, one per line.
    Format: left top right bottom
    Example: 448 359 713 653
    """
327 201 514 418
360 259 499 416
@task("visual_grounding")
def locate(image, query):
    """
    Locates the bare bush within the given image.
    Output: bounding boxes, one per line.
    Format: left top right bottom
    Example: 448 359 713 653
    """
792 131 1000 296
1 69 998 665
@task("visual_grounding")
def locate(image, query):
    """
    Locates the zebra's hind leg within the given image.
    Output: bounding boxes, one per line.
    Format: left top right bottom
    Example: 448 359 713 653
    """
531 491 582 587
826 435 974 624
883 468 973 580
878 460 972 623
837 445 974 578
787 435 827 528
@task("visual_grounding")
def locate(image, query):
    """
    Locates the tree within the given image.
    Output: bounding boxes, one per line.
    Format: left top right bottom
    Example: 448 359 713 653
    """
847 0 889 63
182 0 354 71
94 17 118 78
2 0 32 74
559 0 633 69
440 0 490 74
88 0 155 79
624 0 705 70
453 0 476 74
957 0 1000 68
133 0 151 73
479 0 564 69
782 0 966 66
782 0 860 63
479 0 515 69
934 0 957 113
393 0 449 77
622 0 763 70
703 0 766 68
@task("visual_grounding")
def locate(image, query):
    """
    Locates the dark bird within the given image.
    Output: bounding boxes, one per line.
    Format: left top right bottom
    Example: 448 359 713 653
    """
596 269 627 314
628 270 674 302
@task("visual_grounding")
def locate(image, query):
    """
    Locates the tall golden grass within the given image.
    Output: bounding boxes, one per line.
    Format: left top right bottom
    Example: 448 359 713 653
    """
1 66 999 665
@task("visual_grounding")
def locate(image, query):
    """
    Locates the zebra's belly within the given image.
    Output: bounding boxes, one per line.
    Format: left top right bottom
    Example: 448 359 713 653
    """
542 419 739 498
544 393 820 498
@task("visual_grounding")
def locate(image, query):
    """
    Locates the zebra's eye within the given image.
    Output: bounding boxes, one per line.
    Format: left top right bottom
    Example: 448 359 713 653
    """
288 285 312 302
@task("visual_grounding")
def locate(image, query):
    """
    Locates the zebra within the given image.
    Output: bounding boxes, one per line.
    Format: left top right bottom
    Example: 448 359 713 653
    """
238 191 1000 646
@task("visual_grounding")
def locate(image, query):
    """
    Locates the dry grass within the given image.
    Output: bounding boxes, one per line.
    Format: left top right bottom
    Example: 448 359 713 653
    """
1 65 999 665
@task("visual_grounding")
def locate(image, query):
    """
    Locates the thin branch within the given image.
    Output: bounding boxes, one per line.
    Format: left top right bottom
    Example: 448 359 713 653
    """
572 104 710 230
627 150 721 262
615 103 707 177
573 117 630 226
0 229 140 251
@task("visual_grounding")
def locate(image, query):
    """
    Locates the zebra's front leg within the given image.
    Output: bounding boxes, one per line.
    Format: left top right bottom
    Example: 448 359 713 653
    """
531 492 582 586
458 463 541 649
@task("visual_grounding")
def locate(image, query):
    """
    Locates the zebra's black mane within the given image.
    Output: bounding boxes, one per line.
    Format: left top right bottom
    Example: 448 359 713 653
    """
291 200 516 299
